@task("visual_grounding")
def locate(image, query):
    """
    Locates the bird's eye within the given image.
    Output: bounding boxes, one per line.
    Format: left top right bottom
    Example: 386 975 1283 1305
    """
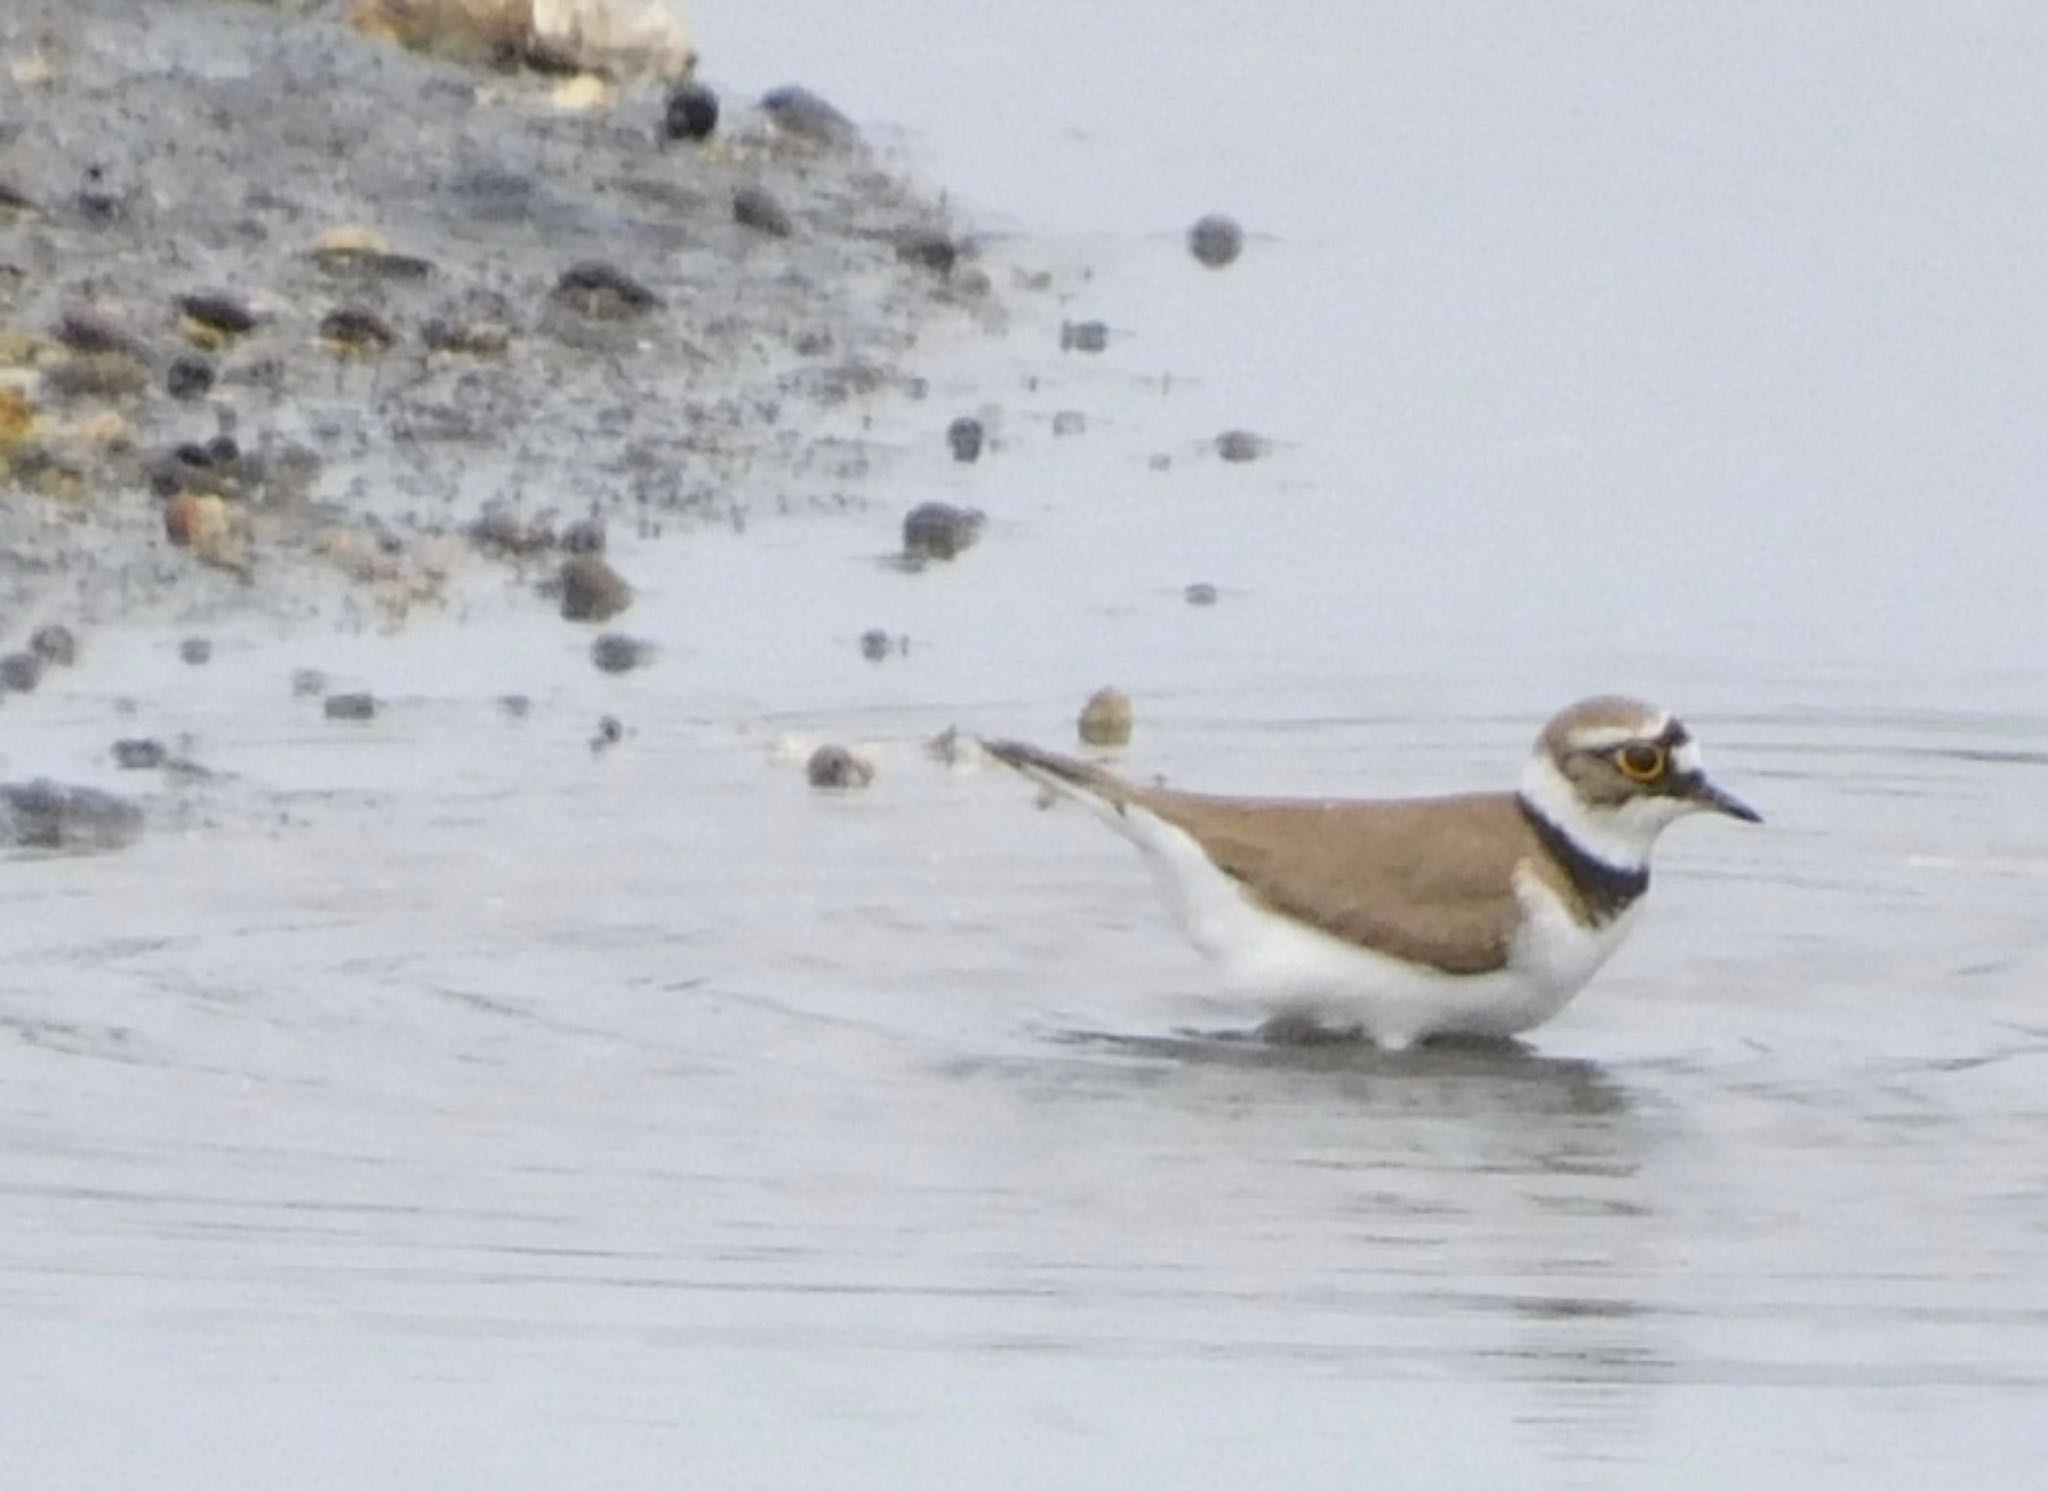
1616 743 1667 782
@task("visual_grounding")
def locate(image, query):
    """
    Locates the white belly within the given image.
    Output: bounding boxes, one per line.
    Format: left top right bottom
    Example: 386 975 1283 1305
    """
1121 803 1640 1048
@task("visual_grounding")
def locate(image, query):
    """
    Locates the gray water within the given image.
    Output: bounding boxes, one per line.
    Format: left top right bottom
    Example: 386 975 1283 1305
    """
6 2 2048 1486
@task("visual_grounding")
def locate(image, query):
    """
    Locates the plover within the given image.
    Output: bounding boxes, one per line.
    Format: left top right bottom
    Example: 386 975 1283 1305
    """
985 696 1760 1048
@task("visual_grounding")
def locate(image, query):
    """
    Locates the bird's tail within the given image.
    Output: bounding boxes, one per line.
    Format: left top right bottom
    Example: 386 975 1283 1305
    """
981 738 1139 825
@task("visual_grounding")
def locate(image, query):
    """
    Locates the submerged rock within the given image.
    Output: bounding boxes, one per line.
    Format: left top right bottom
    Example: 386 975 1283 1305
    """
0 780 145 853
324 692 378 721
559 553 632 621
165 354 216 401
111 738 168 770
1216 428 1269 463
901 501 985 563
1060 320 1109 353
1188 213 1245 268
590 632 653 673
176 292 260 345
806 744 874 790
1078 686 1134 747
320 306 398 355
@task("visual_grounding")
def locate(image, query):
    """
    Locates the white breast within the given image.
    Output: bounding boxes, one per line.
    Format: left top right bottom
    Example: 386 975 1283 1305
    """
1109 800 1641 1048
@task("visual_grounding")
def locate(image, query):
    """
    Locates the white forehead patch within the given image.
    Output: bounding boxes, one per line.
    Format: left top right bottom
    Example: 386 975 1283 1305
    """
1672 739 1704 775
1565 711 1669 753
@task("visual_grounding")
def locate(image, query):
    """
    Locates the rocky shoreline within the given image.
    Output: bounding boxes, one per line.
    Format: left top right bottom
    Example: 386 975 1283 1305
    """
1 0 984 660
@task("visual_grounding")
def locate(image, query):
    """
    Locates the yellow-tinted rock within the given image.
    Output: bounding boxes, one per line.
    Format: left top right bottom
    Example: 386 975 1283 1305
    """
1077 686 1134 747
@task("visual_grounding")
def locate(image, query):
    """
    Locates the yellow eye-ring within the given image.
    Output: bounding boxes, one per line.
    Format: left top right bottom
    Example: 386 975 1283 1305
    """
1616 743 1667 782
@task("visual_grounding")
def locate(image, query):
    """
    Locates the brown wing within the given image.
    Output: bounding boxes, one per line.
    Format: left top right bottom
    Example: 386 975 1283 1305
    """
1132 789 1536 975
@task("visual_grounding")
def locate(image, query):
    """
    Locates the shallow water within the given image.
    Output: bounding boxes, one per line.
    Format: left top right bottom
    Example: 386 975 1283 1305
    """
6 2 2048 1486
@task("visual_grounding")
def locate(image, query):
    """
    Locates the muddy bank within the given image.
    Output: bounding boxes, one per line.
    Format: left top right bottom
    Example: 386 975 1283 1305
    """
0 0 982 643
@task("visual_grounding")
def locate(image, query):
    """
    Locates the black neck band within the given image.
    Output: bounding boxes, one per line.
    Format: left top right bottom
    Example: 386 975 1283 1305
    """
1517 798 1650 921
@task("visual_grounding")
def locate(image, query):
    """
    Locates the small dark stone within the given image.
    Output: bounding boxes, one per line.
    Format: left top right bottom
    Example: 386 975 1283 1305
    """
1216 429 1269 463
30 624 77 666
499 693 532 720
45 352 151 400
323 692 377 721
166 355 216 401
0 652 41 692
760 85 858 146
0 779 145 853
469 503 556 557
663 82 719 141
291 668 328 697
894 228 958 277
55 310 142 357
1051 410 1086 437
179 637 212 666
901 501 985 562
1188 213 1245 268
177 292 258 337
111 738 167 770
1184 582 1220 607
806 744 874 790
423 316 512 356
590 633 653 673
320 306 396 352
205 434 240 466
859 628 892 661
1061 320 1109 353
591 714 624 751
311 246 436 281
946 416 984 463
554 261 662 317
732 184 793 238
560 518 606 555
559 554 632 622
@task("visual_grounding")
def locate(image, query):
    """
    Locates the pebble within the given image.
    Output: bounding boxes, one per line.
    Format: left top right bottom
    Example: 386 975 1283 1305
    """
179 637 212 665
0 652 41 692
291 668 329 697
560 517 606 555
1060 320 1109 353
1188 213 1245 268
894 228 958 277
499 693 532 719
1216 429 1269 463
901 501 985 562
30 624 78 666
1051 410 1086 437
663 81 719 141
165 354 216 401
1184 582 1220 607
559 554 633 621
55 310 143 357
46 352 152 400
323 692 377 721
732 184 794 238
591 714 624 751
1078 686 1134 747
177 292 259 343
320 306 397 354
0 779 145 852
111 738 168 770
946 416 984 463
859 628 893 661
761 85 859 147
806 744 874 790
554 261 663 318
590 633 654 673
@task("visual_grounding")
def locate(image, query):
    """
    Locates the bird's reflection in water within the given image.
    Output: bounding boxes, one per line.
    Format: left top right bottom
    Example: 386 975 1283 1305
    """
978 1019 1672 1480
